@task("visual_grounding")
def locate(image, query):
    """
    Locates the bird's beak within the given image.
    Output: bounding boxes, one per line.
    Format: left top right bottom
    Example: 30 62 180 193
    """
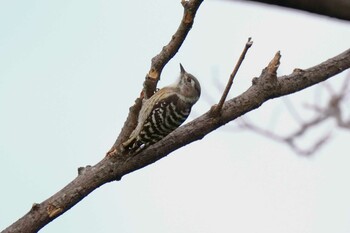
180 63 186 74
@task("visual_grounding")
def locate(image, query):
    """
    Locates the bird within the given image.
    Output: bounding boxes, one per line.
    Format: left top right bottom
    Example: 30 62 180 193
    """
122 63 201 155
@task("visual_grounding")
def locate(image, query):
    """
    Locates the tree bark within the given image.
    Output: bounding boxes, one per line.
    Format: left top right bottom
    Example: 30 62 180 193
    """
2 0 350 231
3 48 350 233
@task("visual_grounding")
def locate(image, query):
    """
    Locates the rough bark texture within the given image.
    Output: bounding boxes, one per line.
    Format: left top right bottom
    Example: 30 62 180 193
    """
2 0 349 231
3 1 205 232
3 48 350 233
237 0 350 21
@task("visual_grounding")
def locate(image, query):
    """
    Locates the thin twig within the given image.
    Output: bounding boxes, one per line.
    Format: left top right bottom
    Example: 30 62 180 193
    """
239 116 331 156
211 37 253 116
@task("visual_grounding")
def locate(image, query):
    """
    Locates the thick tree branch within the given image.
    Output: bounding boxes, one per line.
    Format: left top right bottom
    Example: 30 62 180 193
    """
235 0 350 21
4 48 350 233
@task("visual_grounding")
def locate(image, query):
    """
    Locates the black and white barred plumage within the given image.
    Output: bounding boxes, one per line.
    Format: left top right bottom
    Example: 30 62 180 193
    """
122 64 201 154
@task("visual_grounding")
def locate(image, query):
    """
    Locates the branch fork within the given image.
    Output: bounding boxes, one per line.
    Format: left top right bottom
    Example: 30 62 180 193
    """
211 38 253 116
3 0 350 230
106 0 204 158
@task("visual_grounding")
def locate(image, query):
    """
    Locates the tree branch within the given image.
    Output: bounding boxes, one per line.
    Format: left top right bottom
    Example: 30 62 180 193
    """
144 0 204 98
211 37 253 116
239 116 332 156
4 47 350 233
106 0 204 156
239 72 350 156
235 0 350 21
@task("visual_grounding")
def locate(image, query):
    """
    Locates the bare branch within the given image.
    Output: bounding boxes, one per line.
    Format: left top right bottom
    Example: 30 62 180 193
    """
106 0 204 156
239 118 332 156
143 0 204 99
240 71 350 155
124 49 350 164
4 48 349 233
211 37 253 116
306 75 350 129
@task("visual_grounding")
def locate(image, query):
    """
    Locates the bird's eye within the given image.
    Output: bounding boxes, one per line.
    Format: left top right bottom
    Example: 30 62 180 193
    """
187 77 192 82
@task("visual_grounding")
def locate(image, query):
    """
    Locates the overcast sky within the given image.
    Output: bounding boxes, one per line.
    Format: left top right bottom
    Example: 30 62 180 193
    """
1 1 350 233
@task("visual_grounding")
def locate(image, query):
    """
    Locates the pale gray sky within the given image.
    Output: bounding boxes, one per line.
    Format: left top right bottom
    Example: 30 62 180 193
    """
1 1 350 233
